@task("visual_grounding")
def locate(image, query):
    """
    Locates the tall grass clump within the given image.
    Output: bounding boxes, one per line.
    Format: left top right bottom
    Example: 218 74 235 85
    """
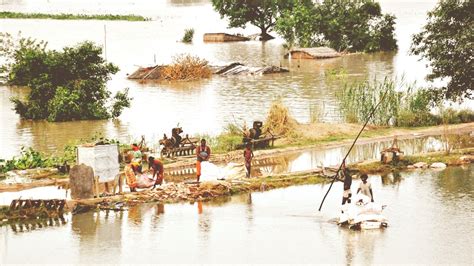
338 77 474 127
264 100 297 136
338 78 403 126
182 28 195 43
161 54 212 81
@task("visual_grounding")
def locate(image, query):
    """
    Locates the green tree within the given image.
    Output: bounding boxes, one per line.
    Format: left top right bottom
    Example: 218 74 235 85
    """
0 33 131 121
211 0 312 40
275 0 397 52
411 0 473 102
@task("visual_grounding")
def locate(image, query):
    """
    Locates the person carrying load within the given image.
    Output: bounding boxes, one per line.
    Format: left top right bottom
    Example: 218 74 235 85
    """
148 156 164 188
196 139 211 182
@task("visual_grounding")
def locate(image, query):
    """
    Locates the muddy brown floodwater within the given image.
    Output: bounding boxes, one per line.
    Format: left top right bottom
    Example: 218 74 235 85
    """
0 165 472 264
3 0 472 159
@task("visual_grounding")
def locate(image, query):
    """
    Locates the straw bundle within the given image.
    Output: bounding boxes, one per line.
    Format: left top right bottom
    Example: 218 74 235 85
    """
161 54 212 81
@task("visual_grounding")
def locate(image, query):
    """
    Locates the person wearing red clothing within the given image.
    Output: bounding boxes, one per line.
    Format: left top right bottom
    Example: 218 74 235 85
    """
243 143 254 178
148 156 164 188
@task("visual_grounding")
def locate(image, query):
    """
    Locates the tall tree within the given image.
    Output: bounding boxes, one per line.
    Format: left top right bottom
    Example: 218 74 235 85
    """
275 0 397 52
411 0 473 101
211 0 312 40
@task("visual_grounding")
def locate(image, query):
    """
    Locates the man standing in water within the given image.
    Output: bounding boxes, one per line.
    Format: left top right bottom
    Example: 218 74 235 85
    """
341 161 352 205
243 142 254 178
357 174 374 202
196 139 211 182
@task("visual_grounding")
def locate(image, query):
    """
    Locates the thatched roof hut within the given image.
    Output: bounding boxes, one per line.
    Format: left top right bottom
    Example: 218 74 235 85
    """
284 47 340 59
127 66 165 79
203 33 250 42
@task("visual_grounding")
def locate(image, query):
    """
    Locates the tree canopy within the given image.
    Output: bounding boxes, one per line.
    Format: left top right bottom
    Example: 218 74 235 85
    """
0 33 131 121
211 0 312 40
275 0 397 52
411 0 473 102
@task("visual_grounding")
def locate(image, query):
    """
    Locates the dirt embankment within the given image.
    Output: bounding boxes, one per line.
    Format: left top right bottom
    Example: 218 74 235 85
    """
164 122 474 170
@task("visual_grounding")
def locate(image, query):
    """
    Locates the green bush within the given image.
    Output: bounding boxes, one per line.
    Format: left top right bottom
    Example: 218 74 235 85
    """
456 109 474 123
182 28 194 43
396 110 440 127
0 35 132 121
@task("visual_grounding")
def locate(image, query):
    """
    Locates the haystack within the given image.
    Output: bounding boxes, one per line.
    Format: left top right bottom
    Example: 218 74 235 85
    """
263 100 297 136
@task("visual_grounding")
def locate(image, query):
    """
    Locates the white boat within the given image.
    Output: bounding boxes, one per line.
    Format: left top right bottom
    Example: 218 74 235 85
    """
338 194 388 230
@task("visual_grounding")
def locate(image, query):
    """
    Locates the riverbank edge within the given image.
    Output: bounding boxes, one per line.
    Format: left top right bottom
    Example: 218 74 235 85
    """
164 122 474 170
1 122 472 192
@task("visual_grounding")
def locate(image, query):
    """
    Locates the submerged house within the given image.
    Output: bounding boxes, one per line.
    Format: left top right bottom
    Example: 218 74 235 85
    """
284 47 340 59
203 33 250 42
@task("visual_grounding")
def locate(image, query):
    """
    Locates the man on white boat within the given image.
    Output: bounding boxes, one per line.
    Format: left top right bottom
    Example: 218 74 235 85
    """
357 174 374 202
341 161 352 207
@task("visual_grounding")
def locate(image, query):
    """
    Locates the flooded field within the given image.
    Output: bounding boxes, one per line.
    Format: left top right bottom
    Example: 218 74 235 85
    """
0 0 451 159
1 164 472 264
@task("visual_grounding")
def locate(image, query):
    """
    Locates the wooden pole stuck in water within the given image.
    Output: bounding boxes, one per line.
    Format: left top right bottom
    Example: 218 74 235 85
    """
318 89 389 211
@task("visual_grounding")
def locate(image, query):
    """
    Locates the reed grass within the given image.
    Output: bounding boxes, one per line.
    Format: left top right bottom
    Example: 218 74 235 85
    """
0 11 149 21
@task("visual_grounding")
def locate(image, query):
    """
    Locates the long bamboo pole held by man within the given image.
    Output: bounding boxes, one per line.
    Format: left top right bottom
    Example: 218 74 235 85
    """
318 89 389 211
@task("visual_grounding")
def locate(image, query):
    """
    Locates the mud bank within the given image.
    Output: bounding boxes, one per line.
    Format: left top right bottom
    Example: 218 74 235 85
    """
354 148 474 174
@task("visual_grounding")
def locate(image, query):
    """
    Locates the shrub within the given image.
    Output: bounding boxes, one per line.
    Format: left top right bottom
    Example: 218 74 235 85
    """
182 28 195 43
456 109 474 123
0 35 131 121
396 110 440 127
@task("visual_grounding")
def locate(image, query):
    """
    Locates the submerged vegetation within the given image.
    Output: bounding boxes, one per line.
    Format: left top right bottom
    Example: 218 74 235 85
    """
181 28 195 43
0 11 149 21
0 34 131 121
161 54 212 81
337 78 474 127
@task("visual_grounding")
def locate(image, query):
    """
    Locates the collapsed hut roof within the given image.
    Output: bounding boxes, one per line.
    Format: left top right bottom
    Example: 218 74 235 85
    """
128 63 288 80
285 47 340 59
127 65 166 79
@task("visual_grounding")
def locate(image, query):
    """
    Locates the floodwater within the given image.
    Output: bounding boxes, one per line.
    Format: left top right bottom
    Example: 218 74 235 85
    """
1 0 463 159
1 164 472 264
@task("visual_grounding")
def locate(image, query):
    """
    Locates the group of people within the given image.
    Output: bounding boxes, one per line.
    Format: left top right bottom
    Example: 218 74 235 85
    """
128 143 164 190
195 139 254 181
130 141 372 209
341 161 374 207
